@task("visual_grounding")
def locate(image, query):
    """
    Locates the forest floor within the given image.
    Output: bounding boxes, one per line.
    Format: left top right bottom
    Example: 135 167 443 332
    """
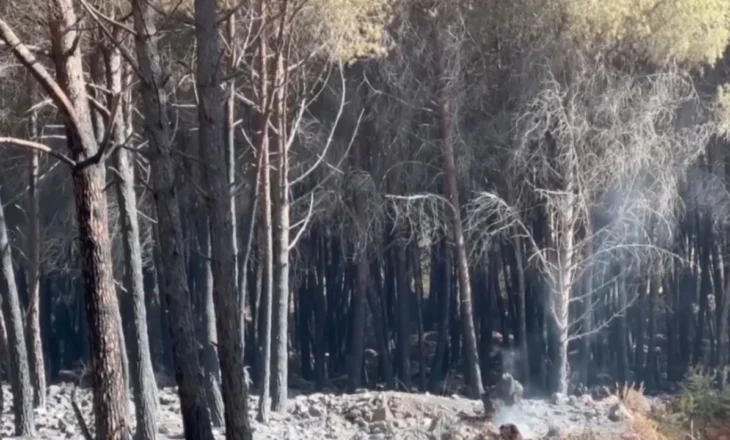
0 382 658 439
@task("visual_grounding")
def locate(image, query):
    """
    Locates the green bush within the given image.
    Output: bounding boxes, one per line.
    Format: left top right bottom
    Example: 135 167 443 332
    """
679 366 730 425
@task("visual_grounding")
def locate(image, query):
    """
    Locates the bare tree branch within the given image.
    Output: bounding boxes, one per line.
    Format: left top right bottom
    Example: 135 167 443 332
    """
0 137 76 167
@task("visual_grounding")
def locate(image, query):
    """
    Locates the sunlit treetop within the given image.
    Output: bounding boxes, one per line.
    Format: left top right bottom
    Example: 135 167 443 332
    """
295 0 393 62
563 0 730 66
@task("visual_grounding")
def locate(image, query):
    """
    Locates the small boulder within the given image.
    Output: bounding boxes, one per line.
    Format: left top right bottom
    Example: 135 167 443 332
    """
370 403 393 423
608 402 633 422
499 423 523 440
550 392 566 405
497 374 524 406
308 405 324 417
546 425 561 437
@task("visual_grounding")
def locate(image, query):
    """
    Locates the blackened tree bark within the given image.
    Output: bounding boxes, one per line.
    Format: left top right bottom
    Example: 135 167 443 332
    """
429 239 450 392
199 218 225 427
0 312 6 415
104 42 159 440
395 236 411 390
1 2 131 435
271 15 292 410
193 0 253 437
25 78 47 409
130 0 216 438
0 191 34 436
430 12 483 398
254 0 275 423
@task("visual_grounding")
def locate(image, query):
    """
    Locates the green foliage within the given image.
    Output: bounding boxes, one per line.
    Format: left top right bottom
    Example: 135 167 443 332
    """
297 0 393 62
678 366 730 424
564 0 730 66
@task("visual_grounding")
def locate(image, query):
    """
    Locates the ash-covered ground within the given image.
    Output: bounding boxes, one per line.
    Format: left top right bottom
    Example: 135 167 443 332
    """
0 382 654 439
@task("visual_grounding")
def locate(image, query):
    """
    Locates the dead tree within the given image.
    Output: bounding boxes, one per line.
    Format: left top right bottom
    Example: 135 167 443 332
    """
103 38 159 439
429 6 483 398
25 77 47 410
0 191 34 436
0 2 130 436
193 0 254 437
129 0 216 438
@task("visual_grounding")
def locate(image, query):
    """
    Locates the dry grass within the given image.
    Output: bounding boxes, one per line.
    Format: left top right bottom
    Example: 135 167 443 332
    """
606 382 677 440
614 382 651 415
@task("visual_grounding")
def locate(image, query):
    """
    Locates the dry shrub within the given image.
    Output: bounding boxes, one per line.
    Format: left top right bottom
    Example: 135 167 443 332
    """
704 419 730 440
608 382 684 440
629 413 670 440
614 382 651 415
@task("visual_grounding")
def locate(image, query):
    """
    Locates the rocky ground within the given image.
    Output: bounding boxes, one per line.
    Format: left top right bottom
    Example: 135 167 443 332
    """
1 383 649 439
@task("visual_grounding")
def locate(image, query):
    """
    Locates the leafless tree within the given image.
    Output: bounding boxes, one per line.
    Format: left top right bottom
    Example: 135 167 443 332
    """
0 1 131 435
466 48 716 393
0 189 34 436
129 0 215 437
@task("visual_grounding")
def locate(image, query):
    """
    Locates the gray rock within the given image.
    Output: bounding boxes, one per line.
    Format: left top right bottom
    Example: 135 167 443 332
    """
497 373 524 405
550 392 566 405
608 403 632 422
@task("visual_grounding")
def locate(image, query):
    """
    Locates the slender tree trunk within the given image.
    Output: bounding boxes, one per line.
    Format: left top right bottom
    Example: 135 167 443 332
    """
130 1 215 438
199 219 225 427
512 230 529 385
616 269 629 384
395 236 411 390
226 14 240 300
26 78 46 410
0 312 6 415
255 0 275 422
430 18 483 398
271 28 292 410
257 148 274 421
645 275 659 387
694 213 712 365
105 43 158 440
0 191 34 436
314 235 327 388
429 240 451 392
410 242 427 391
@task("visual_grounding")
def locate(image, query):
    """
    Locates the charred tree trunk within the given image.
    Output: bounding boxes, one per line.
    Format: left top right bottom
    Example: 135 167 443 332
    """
314 235 327 388
694 212 712 365
395 235 412 390
512 230 529 385
25 78 46 410
0 312 6 415
429 239 451 392
89 40 131 413
346 180 371 391
130 1 215 438
105 42 159 440
0 192 34 436
430 15 483 398
1 3 134 435
254 0 275 423
199 218 225 427
193 1 253 436
271 24 292 410
410 241 427 391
